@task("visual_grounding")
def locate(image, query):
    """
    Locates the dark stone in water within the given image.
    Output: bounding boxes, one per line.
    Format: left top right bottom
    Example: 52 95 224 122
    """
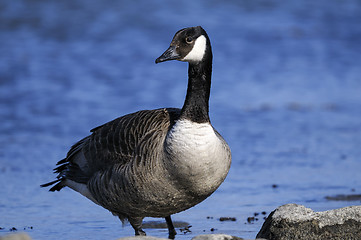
179 225 192 234
247 217 255 223
219 217 237 221
142 220 189 229
325 194 361 201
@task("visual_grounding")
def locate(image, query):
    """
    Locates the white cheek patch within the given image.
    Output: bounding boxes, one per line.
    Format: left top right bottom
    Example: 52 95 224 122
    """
182 35 207 62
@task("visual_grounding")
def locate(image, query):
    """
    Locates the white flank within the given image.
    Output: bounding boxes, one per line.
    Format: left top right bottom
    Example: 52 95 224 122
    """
65 179 99 204
182 35 207 62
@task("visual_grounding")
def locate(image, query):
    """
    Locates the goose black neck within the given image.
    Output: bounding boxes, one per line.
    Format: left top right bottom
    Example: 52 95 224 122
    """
180 54 212 123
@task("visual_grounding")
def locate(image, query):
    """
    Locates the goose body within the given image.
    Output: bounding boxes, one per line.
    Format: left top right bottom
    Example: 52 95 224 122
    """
42 26 231 238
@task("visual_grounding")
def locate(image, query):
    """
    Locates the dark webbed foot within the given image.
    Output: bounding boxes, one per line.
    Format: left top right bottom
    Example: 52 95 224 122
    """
135 229 146 236
128 216 146 236
165 215 177 239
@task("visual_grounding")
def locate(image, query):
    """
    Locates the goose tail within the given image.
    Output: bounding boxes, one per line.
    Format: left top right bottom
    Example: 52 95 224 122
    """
41 137 89 191
40 178 65 191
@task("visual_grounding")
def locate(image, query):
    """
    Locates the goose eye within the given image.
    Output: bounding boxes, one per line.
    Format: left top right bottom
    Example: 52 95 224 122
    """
185 37 193 44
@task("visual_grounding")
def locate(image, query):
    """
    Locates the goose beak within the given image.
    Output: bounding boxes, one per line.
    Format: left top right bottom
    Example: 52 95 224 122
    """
155 46 179 64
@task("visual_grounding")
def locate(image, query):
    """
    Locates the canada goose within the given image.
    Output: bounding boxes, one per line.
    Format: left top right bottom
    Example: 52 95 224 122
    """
41 26 231 239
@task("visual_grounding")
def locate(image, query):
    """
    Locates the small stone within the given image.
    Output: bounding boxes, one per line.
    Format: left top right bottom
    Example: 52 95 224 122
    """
247 217 255 223
179 225 192 234
219 217 236 221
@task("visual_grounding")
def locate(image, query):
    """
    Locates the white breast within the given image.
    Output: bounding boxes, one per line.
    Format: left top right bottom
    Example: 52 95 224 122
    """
165 119 230 194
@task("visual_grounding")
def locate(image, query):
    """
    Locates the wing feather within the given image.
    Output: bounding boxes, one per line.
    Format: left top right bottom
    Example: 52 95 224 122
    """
42 108 181 190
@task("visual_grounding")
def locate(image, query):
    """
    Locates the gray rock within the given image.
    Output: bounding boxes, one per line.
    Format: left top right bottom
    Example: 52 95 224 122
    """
0 233 32 240
257 204 361 240
117 236 167 240
191 234 267 240
116 234 255 240
192 234 244 240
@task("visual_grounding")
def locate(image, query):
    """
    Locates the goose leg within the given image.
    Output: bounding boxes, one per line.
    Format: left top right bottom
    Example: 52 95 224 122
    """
165 215 177 239
128 217 146 236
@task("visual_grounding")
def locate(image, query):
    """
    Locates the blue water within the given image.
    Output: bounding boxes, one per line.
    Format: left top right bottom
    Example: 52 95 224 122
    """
1 0 361 239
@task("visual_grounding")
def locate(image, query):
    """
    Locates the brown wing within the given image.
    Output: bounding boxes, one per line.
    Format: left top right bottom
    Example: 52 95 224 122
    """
43 108 181 190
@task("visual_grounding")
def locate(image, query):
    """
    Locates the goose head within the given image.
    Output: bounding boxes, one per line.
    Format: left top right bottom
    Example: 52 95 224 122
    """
155 26 211 64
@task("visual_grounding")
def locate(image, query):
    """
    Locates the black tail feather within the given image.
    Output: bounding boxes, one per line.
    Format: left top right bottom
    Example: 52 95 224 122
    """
53 163 67 174
49 182 65 192
56 158 67 166
42 138 88 192
40 179 60 188
40 179 64 191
